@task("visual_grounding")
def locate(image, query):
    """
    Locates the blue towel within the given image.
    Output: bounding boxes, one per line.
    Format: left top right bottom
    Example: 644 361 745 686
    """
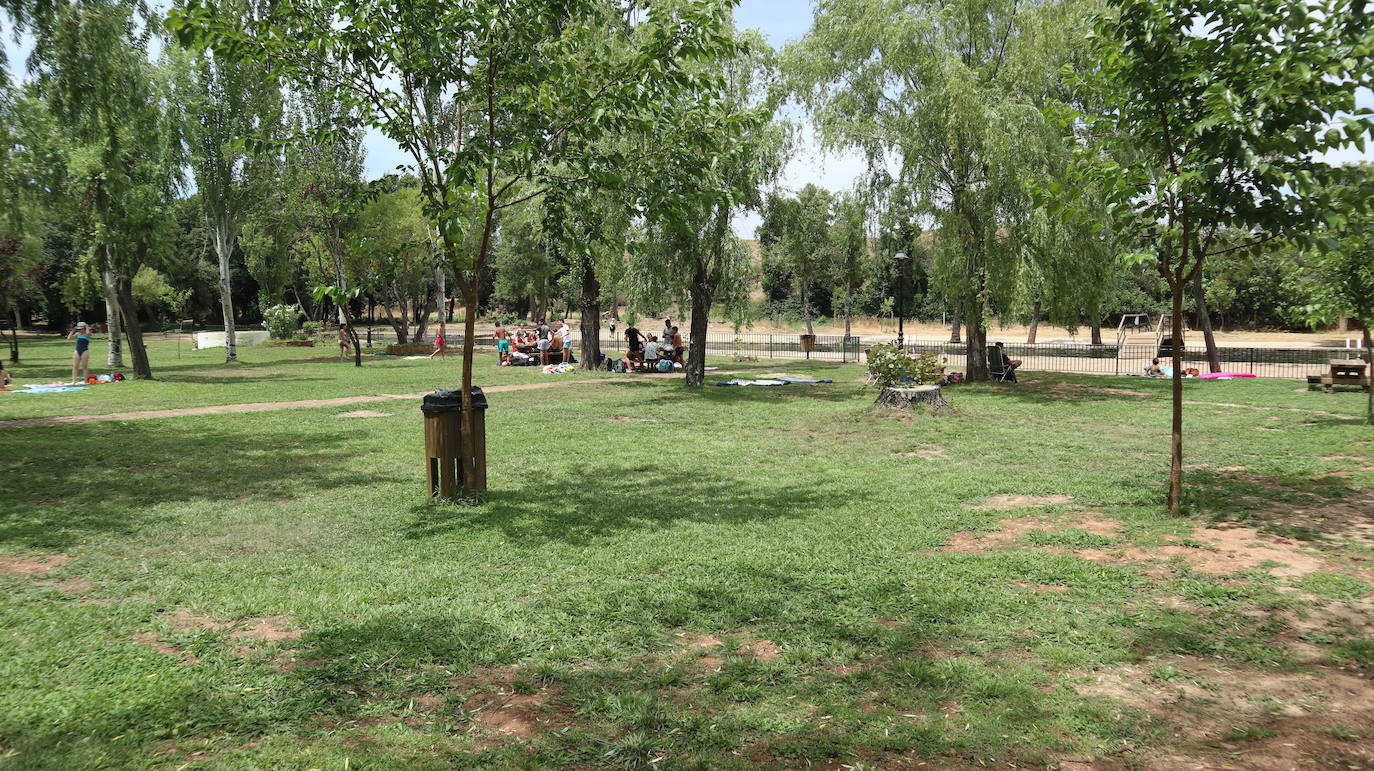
16 386 88 393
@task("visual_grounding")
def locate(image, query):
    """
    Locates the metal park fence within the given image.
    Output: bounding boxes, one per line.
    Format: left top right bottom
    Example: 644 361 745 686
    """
338 327 1364 381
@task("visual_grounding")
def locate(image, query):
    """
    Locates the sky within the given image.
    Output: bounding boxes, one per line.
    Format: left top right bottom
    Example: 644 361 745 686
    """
6 1 1371 239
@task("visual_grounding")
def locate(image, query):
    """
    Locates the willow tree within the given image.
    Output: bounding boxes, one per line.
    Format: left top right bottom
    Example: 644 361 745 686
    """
1072 0 1373 513
786 0 1075 380
173 0 744 496
36 0 184 379
181 0 282 363
626 28 784 387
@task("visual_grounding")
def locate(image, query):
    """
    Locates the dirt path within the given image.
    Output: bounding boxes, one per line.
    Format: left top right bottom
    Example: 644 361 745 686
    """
1 371 739 429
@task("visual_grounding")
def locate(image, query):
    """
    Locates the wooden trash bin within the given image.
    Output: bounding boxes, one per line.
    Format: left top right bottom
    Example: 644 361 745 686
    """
422 387 488 499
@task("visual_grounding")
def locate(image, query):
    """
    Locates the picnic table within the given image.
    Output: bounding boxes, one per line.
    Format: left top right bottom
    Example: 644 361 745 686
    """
1319 358 1370 392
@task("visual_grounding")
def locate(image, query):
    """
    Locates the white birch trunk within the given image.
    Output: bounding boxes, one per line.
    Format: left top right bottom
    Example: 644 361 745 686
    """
102 245 124 368
213 219 238 362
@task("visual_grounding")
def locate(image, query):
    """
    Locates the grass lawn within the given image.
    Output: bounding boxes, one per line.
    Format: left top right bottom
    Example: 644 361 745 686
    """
2 343 1372 769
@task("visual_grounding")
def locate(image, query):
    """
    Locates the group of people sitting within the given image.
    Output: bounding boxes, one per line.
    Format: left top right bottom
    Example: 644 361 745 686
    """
493 319 576 366
621 319 685 370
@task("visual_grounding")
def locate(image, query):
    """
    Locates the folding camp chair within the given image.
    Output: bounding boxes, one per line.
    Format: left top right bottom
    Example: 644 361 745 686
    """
987 346 1017 383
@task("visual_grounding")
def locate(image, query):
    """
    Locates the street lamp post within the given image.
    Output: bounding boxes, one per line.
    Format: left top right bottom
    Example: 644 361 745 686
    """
894 252 909 351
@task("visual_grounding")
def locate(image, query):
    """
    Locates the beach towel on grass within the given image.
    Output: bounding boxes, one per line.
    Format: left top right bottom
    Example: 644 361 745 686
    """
774 376 833 384
14 386 88 393
715 379 786 387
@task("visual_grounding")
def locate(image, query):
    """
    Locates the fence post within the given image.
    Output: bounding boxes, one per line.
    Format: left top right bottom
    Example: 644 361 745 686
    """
769 335 773 359
1249 347 1255 375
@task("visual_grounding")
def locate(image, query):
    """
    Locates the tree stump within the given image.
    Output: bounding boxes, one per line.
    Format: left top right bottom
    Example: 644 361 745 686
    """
875 385 949 412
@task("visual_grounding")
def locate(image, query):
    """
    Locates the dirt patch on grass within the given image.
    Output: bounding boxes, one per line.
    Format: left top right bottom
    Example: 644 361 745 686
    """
47 577 95 595
165 610 304 649
1079 526 1325 578
335 410 391 418
1074 655 1374 770
677 632 724 651
898 447 949 460
945 514 1325 578
133 632 200 663
943 513 1118 553
1255 488 1374 548
0 554 71 575
450 667 569 742
738 639 783 661
969 494 1074 511
1045 383 1153 399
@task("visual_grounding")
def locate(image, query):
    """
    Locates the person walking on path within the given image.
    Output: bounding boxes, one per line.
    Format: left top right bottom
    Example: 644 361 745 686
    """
68 322 91 384
429 323 448 359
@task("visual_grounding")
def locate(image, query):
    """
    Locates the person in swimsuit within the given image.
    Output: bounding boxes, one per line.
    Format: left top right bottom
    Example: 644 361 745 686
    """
429 322 447 359
68 321 91 384
338 323 352 358
495 322 511 355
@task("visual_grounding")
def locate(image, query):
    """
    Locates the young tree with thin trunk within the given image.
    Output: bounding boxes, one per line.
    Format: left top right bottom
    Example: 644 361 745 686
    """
1068 0 1373 513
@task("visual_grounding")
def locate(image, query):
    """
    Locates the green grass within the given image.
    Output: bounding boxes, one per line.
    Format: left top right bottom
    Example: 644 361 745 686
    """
1 344 1372 768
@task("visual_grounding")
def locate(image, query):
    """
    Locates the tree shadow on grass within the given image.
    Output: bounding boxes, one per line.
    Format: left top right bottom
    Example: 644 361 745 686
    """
405 461 844 546
0 421 371 549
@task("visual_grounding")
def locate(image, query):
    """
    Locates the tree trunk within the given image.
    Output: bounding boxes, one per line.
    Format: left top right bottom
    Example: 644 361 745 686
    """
685 284 711 387
1363 323 1373 426
1193 270 1221 373
949 313 962 344
8 307 20 363
413 291 429 344
579 257 602 371
843 287 852 339
1026 300 1042 344
1167 282 1185 515
459 280 480 498
383 287 409 344
213 219 238 363
114 277 153 379
101 248 125 368
1337 316 1349 333
1090 322 1103 346
434 264 447 324
964 309 988 382
802 283 813 336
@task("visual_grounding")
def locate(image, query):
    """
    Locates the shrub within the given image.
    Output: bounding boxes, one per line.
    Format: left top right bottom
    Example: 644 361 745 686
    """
263 305 302 340
301 321 323 338
866 343 942 388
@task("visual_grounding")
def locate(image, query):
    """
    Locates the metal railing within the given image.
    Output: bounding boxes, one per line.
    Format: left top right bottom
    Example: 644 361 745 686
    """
355 327 1362 380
